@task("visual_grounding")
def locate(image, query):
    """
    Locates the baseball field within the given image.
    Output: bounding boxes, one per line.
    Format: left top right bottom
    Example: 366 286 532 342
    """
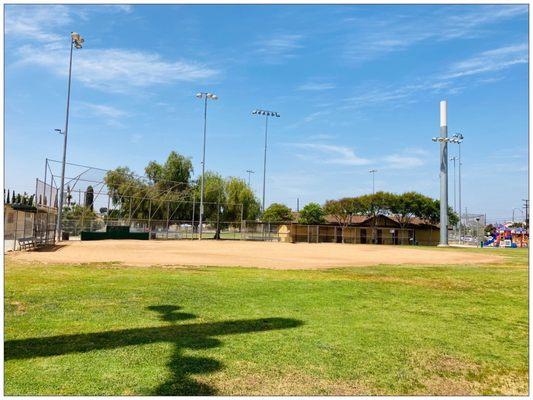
4 241 528 395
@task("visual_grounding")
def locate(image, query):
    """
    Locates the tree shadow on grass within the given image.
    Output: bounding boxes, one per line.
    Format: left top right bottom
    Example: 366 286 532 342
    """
4 305 303 395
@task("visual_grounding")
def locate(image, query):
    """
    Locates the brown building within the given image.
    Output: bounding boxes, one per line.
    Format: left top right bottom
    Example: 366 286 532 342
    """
286 214 440 246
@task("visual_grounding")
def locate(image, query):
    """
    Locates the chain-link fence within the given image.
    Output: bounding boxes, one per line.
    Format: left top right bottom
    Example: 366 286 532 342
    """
449 213 487 246
4 206 56 251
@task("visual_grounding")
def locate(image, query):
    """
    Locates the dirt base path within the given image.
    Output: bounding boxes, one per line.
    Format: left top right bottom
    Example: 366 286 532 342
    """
7 240 502 269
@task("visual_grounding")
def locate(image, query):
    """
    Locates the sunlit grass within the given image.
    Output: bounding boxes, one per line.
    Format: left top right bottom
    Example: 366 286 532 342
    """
4 248 528 395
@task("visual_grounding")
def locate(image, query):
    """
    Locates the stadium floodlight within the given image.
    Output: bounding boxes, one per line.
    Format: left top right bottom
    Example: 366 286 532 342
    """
448 132 465 243
196 91 218 240
56 32 84 242
252 108 280 214
71 32 84 49
369 169 377 194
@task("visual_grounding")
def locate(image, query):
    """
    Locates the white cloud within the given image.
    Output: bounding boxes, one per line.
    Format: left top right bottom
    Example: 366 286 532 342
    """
341 42 526 111
289 143 371 166
343 5 527 63
442 44 528 79
5 5 71 42
297 82 336 91
255 34 304 62
7 5 219 93
17 46 220 93
307 133 337 140
78 102 129 119
382 154 425 169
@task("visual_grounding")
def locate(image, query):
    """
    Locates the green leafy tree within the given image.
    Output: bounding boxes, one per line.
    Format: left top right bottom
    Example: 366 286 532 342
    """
262 203 293 223
358 191 395 218
448 207 459 227
298 202 325 225
146 151 193 192
85 186 94 211
389 192 431 229
224 177 261 221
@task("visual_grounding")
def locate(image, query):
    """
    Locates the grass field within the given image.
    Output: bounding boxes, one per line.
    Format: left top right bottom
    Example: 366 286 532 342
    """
4 247 528 395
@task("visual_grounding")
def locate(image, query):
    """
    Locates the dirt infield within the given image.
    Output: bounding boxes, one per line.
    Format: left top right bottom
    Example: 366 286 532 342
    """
7 240 502 269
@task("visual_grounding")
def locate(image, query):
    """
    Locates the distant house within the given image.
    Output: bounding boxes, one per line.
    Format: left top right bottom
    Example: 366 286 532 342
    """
286 213 439 246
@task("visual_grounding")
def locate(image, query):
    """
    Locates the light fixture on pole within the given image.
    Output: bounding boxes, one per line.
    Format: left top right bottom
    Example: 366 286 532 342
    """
246 169 255 187
369 169 377 194
252 109 280 214
196 92 218 240
56 32 84 241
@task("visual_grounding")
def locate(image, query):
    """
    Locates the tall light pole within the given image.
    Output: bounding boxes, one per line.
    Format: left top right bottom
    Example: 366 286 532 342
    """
196 92 218 240
451 133 464 243
512 208 524 223
252 109 280 213
56 32 84 241
450 156 457 213
246 169 255 186
369 169 377 194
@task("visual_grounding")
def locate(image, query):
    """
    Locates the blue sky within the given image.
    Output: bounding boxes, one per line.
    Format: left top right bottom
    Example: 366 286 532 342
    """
4 4 529 222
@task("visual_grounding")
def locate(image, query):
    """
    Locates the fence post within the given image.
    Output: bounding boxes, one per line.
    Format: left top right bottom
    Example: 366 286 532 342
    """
240 204 244 240
148 199 152 239
13 210 18 251
316 225 319 243
166 202 170 239
191 197 196 239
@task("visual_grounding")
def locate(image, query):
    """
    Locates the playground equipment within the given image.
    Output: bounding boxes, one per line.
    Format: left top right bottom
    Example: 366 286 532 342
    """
483 225 528 248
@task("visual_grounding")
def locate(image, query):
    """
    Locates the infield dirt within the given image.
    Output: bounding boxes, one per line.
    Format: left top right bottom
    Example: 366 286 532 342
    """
7 240 502 269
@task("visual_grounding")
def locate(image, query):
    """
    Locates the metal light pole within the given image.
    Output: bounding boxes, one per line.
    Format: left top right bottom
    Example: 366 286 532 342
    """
252 109 280 213
246 169 255 187
56 32 84 241
196 92 218 240
369 169 377 194
452 134 464 243
512 208 524 223
450 156 457 213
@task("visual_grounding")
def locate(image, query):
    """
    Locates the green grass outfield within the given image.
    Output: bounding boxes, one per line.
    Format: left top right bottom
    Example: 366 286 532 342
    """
4 247 528 395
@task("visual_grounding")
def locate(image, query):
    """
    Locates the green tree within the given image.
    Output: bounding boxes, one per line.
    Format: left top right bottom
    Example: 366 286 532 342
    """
85 186 94 211
298 202 325 225
262 203 293 223
448 207 459 226
146 151 193 192
389 192 431 229
224 177 261 221
358 191 395 218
